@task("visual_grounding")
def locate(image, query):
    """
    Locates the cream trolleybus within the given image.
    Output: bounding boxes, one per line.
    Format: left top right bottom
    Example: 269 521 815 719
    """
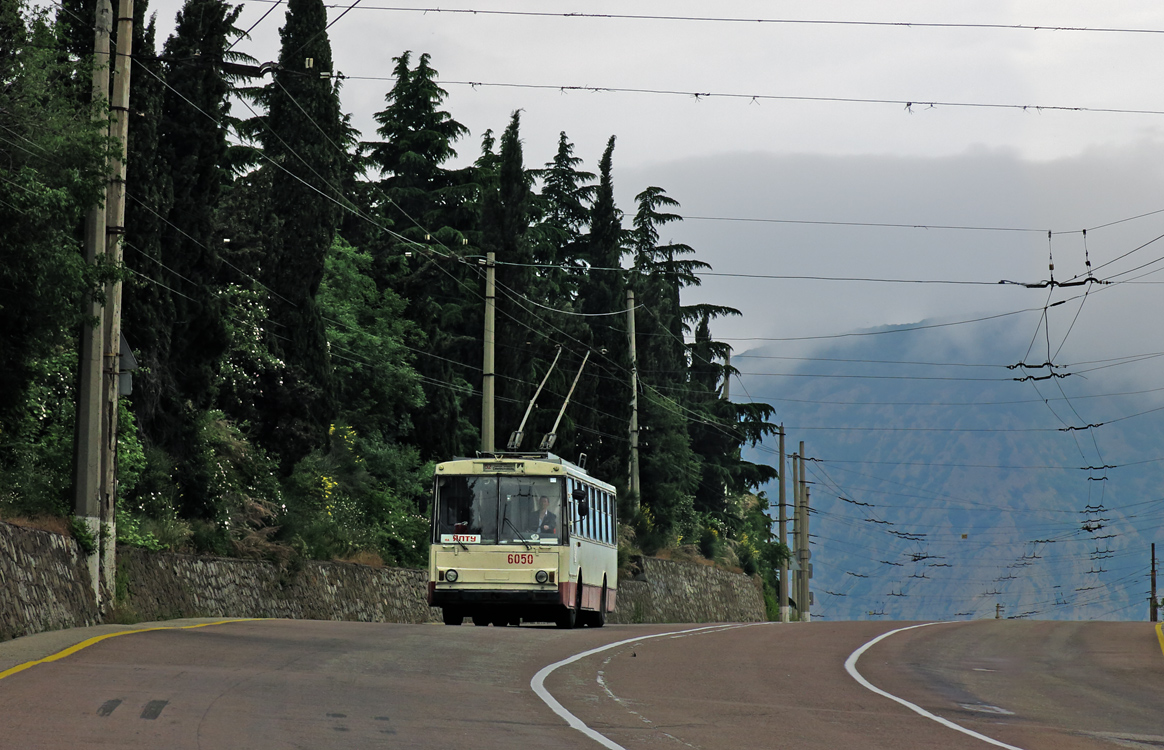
427 452 618 628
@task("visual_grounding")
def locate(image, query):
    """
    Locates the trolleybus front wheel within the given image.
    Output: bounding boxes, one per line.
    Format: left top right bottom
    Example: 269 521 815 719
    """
555 605 576 629
442 608 464 626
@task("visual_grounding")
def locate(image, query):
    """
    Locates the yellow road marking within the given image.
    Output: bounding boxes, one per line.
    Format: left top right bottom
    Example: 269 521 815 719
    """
1156 621 1164 659
0 619 261 681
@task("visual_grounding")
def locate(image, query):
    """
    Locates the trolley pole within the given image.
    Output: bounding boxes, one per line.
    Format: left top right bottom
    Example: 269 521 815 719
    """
778 426 789 623
74 0 113 605
1152 543 1158 623
626 289 640 509
481 252 496 453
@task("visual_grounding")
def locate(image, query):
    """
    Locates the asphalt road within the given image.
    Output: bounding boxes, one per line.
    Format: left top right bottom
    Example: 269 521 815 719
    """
0 618 1159 749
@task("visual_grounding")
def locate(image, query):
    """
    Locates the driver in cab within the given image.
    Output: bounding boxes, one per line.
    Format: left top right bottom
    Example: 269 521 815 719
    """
532 495 557 537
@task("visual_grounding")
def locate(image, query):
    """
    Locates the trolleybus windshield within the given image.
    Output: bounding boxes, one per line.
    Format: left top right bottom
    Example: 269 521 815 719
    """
435 475 564 545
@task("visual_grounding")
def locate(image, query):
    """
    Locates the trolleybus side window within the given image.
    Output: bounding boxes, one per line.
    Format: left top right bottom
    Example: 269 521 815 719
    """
568 479 580 538
584 485 592 539
604 492 612 543
435 476 497 543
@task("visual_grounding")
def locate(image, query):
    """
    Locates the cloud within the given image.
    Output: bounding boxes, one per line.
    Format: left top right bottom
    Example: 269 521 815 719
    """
618 141 1164 377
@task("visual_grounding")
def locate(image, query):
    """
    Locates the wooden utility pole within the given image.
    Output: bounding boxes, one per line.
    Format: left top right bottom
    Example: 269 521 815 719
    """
74 0 113 603
481 252 496 453
626 289 640 508
778 426 789 623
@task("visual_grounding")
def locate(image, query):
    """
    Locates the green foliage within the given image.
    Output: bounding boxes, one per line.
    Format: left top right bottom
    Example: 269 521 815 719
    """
69 517 97 555
115 499 167 551
735 493 791 618
281 423 429 567
319 236 424 441
0 23 782 585
0 347 78 518
0 1 107 438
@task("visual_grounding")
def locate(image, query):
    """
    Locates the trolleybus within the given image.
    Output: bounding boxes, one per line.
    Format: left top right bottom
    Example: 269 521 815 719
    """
427 452 617 628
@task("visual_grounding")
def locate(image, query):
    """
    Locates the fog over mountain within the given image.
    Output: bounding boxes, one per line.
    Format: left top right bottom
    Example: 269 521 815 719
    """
738 318 1162 622
616 143 1164 621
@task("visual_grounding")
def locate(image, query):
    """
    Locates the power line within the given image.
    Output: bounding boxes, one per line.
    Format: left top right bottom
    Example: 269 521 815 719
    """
334 72 1164 118
687 205 1164 236
234 3 1164 38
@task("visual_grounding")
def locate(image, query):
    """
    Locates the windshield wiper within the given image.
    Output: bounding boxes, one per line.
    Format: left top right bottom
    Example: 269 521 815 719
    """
502 516 533 550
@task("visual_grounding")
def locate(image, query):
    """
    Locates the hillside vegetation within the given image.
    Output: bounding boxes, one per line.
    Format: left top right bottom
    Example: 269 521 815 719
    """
0 0 787 590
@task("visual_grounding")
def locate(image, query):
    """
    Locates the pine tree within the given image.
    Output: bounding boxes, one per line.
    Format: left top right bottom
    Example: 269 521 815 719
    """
625 187 711 542
360 51 478 461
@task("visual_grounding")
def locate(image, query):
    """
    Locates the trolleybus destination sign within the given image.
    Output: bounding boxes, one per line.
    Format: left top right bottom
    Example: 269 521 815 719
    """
441 534 481 544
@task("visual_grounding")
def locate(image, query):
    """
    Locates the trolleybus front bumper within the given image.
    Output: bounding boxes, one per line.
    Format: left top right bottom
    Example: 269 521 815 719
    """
428 583 563 607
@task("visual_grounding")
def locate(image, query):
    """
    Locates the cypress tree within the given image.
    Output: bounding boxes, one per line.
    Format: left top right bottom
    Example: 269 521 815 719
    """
574 137 631 489
253 0 347 466
121 5 172 458
129 0 240 517
477 111 543 447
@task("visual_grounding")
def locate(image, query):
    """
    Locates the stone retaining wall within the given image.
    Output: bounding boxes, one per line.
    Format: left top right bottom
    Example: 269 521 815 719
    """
1 521 767 641
0 522 99 641
609 556 766 624
116 547 441 624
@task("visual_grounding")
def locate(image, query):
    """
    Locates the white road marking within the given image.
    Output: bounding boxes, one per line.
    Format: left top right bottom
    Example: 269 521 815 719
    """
960 703 1015 715
845 622 1028 750
530 623 764 749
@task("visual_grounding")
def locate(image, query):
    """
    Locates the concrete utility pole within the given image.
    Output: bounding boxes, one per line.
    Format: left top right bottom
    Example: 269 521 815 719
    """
626 289 640 508
97 0 134 601
802 483 811 623
1152 543 1158 623
74 0 113 604
481 252 496 453
996 603 1004 619
797 444 810 622
778 426 789 623
791 449 800 619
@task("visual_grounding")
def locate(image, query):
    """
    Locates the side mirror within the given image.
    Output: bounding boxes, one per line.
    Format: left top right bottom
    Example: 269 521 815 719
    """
572 487 590 518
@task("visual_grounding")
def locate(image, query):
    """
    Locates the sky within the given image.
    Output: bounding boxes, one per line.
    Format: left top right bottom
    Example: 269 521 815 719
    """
136 0 1164 619
138 0 1164 351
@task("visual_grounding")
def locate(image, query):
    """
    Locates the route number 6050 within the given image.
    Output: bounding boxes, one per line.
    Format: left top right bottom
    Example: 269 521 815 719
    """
507 553 534 565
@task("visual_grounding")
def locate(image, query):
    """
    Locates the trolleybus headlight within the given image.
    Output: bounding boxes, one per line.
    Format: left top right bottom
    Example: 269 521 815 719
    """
445 569 458 583
535 570 549 584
